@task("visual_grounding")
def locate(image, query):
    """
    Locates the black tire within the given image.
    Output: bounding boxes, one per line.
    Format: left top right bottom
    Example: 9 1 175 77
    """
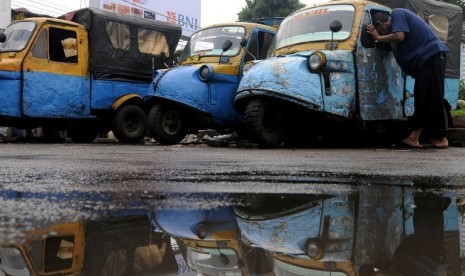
244 99 284 148
147 104 186 145
112 105 148 143
68 127 98 143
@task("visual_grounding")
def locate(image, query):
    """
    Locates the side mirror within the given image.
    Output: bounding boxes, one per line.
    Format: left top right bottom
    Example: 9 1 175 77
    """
240 37 247 48
0 33 6 43
328 20 342 50
222 40 233 52
329 20 342 33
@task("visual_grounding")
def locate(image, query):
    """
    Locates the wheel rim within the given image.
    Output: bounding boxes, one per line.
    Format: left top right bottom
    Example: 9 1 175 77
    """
161 110 182 135
125 116 140 134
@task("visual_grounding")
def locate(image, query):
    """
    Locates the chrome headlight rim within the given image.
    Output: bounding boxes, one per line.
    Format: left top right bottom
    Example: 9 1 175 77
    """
307 51 326 73
199 64 214 82
242 62 254 75
196 223 211 239
305 238 324 260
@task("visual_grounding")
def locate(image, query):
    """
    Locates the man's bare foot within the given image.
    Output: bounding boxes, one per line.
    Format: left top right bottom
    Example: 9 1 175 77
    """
431 137 448 148
402 138 421 148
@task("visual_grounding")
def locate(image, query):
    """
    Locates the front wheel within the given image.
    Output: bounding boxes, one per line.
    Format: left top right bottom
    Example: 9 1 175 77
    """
147 104 186 145
112 105 148 143
244 99 284 148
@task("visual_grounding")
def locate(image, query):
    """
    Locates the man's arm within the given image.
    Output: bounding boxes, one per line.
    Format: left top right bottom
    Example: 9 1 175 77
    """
366 24 405 42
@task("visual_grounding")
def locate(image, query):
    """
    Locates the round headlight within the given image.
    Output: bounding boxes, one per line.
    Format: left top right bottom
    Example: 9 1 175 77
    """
196 223 211 239
305 239 324 260
199 65 214 82
243 63 253 75
307 51 326 73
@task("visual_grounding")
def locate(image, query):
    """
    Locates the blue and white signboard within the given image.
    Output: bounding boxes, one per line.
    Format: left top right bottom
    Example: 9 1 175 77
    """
90 0 201 38
0 0 11 29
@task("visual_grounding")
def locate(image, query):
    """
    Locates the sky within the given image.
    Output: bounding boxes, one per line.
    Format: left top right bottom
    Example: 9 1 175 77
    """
9 0 322 27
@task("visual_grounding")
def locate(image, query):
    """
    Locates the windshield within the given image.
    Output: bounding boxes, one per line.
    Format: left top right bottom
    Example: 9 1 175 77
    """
0 247 31 276
273 258 347 276
0 21 36 52
269 5 355 52
186 246 243 276
180 26 245 62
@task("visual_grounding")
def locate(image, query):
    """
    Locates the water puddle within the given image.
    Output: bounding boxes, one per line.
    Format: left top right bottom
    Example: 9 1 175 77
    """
1 185 464 275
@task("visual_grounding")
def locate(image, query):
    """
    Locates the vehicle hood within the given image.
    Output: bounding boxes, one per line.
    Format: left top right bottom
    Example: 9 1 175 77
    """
234 54 323 111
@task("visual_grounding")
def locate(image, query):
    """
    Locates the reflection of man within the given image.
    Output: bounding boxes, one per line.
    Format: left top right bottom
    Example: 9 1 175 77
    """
388 196 459 276
366 9 449 149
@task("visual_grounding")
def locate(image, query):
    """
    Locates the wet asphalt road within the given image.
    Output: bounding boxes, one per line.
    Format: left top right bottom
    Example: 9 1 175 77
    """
1 142 465 191
1 142 465 243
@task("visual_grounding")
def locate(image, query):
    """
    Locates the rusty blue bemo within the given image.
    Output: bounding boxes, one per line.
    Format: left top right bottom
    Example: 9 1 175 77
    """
148 206 274 275
233 0 463 147
144 21 279 145
0 8 181 143
234 189 459 275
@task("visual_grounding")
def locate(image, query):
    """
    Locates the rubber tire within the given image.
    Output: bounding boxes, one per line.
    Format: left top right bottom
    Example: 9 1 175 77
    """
68 127 98 143
112 105 148 143
147 104 186 145
244 99 284 148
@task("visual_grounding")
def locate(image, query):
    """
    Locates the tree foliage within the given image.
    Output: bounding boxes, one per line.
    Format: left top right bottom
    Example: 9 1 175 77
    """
238 0 305 22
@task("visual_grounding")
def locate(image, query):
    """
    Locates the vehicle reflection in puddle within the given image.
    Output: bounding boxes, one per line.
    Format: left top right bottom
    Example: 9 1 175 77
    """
0 187 463 276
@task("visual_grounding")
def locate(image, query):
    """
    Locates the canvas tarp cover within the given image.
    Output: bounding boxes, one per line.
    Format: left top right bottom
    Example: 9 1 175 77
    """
84 217 179 275
70 8 182 82
371 0 463 78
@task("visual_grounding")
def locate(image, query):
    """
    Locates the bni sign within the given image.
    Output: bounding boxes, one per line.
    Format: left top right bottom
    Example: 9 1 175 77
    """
92 0 201 37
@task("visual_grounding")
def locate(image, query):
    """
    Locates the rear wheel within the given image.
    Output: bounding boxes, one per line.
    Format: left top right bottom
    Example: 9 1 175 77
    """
147 104 186 145
244 99 284 148
112 105 148 143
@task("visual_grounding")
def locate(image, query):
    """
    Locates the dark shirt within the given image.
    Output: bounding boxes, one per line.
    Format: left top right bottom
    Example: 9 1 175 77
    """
390 8 448 76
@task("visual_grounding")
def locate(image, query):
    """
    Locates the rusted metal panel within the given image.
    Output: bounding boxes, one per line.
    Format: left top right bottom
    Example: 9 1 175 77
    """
356 47 405 120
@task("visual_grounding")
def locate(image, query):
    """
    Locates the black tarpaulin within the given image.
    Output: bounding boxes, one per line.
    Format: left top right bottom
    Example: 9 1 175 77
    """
68 8 182 82
371 0 463 78
83 216 179 275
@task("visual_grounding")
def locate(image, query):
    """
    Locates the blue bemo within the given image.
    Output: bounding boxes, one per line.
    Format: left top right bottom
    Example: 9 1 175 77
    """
233 0 463 148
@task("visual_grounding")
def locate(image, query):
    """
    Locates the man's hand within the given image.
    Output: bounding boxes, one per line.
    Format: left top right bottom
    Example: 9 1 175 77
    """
366 24 380 40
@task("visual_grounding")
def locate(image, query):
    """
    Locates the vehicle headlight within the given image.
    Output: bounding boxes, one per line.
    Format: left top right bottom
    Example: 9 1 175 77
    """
305 239 324 260
196 223 211 239
307 51 326 73
243 62 253 75
199 65 214 82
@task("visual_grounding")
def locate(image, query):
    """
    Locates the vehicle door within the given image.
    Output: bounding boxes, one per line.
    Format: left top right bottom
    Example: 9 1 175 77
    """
355 7 406 121
241 28 275 75
22 23 90 118
210 27 275 122
21 222 85 275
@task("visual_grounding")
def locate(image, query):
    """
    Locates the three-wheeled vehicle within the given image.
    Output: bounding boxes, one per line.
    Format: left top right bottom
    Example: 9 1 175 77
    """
234 188 460 275
149 206 273 275
0 8 181 143
0 216 179 275
144 21 278 144
233 0 463 147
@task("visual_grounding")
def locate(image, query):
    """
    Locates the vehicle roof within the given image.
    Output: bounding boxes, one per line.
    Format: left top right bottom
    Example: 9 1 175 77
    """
294 0 387 14
14 17 84 28
201 22 278 32
67 7 181 33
